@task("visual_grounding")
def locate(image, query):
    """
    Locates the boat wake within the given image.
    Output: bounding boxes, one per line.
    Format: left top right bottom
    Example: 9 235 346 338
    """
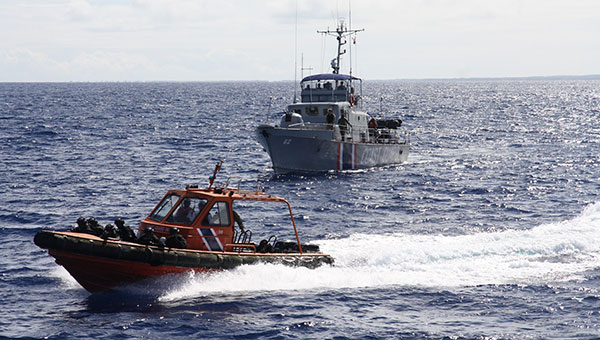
322 202 600 287
159 202 600 301
51 202 600 300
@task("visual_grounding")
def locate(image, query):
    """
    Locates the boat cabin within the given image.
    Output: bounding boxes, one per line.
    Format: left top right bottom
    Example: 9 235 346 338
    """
138 186 306 254
280 73 373 143
283 101 370 139
300 73 361 105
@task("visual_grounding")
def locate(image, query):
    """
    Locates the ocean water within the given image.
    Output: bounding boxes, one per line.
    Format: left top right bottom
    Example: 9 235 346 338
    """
1 80 600 339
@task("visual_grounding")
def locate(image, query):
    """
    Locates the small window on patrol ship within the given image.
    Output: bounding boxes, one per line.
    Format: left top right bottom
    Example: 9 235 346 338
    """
202 201 231 226
305 106 319 116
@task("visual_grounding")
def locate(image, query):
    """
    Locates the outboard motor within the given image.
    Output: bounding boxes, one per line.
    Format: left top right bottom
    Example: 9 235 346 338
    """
280 112 304 128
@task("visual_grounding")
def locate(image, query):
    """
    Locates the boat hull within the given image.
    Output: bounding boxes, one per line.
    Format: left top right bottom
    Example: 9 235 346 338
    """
34 230 333 292
256 125 409 173
49 249 197 292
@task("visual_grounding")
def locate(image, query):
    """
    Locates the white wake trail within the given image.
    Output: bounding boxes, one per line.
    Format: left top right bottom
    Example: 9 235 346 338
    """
145 202 600 301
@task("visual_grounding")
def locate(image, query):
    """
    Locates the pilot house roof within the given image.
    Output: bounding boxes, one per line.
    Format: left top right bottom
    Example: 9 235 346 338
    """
301 73 361 82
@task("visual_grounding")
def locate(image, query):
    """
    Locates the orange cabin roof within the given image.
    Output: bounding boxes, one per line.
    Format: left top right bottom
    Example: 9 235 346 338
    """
186 186 289 203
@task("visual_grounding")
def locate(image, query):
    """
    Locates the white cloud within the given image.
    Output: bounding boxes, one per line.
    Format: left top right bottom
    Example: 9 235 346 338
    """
0 0 599 81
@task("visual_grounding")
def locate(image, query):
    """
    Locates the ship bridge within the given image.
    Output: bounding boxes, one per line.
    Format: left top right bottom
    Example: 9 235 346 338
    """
300 73 362 105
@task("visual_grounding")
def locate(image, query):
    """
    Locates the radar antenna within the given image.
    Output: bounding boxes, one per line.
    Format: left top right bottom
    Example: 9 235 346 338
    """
318 20 364 74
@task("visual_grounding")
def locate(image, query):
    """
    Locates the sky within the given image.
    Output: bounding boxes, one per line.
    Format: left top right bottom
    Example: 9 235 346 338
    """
1 0 599 82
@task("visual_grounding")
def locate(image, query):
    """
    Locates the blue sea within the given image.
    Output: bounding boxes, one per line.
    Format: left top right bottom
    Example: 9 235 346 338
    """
1 80 600 339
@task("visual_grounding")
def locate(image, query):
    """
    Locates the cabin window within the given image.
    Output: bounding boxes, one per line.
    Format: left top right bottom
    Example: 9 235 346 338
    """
202 201 231 227
148 194 180 222
305 106 319 116
166 197 207 225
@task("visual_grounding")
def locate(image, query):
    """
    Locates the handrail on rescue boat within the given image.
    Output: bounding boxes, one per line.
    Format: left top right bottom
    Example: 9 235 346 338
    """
185 185 305 254
232 188 303 254
285 200 303 253
224 243 257 253
196 161 304 254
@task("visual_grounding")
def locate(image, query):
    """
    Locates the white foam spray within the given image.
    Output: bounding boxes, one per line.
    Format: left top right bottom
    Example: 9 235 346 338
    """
161 202 600 301
53 203 600 301
50 266 81 289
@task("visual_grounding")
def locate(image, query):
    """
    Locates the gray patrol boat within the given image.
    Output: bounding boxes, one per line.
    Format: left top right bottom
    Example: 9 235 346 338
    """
256 21 410 174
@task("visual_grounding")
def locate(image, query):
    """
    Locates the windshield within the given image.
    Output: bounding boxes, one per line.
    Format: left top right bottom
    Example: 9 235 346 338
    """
148 194 180 222
166 197 208 225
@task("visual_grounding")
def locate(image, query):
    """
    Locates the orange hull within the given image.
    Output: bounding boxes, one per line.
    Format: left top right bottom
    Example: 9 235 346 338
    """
35 230 333 292
49 249 208 292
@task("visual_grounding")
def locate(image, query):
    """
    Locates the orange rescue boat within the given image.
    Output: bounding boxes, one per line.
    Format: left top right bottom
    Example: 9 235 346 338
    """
34 162 333 292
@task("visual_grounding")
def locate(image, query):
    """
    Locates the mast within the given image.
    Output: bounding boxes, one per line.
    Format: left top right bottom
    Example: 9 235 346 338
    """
348 2 353 76
318 20 363 74
293 0 298 103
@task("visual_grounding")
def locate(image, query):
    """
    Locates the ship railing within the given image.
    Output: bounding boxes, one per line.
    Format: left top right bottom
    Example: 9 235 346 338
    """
300 85 355 104
283 122 337 131
229 229 255 253
234 229 252 244
336 126 409 144
278 123 409 144
368 127 410 144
